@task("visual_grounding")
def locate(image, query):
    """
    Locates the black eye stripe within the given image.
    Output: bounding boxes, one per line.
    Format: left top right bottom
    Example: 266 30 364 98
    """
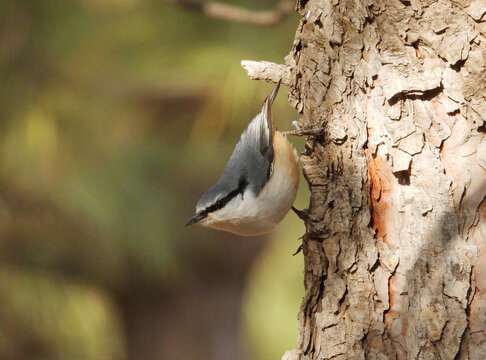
202 177 248 215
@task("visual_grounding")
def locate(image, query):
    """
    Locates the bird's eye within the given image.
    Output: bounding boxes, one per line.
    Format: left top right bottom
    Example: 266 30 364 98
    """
216 200 223 208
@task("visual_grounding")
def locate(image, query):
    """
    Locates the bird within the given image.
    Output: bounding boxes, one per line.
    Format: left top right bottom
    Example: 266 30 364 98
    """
185 80 300 236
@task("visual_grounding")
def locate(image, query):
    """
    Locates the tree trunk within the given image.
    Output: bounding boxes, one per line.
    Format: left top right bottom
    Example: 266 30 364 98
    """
279 1 486 359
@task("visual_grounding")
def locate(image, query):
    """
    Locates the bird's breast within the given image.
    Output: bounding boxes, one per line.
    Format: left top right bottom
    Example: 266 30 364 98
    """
256 130 300 223
206 131 299 236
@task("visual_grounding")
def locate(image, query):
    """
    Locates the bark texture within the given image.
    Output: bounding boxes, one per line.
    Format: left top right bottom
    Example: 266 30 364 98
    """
275 0 486 359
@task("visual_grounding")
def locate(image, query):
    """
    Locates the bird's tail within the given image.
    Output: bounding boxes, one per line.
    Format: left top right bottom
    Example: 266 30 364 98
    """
268 80 281 104
260 79 281 140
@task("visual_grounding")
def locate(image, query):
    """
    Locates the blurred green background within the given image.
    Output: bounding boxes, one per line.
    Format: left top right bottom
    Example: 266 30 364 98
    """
0 1 308 359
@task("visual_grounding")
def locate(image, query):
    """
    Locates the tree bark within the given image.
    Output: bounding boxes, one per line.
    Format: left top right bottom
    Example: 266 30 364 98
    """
248 1 486 359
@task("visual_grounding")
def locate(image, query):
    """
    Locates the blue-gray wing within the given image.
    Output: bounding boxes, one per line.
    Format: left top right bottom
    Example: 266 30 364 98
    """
196 81 280 211
220 81 280 194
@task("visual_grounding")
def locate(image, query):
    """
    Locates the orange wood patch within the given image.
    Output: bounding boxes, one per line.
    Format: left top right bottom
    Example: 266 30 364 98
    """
367 152 395 244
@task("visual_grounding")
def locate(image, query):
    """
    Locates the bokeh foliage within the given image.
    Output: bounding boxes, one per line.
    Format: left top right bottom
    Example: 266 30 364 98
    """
0 0 305 359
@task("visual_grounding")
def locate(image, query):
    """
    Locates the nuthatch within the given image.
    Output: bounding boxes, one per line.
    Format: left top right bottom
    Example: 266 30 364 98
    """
185 81 300 236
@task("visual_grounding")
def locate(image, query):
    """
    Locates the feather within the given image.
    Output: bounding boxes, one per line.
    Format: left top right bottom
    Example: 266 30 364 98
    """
195 81 281 213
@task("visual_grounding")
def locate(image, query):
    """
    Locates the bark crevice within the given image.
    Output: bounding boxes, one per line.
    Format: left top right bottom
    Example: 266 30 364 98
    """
277 1 486 359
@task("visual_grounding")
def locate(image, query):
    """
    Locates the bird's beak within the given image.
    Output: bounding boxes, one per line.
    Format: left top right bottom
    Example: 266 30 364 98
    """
185 212 207 226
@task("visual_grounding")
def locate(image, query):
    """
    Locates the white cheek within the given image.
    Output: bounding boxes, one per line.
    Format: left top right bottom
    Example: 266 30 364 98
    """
209 191 256 222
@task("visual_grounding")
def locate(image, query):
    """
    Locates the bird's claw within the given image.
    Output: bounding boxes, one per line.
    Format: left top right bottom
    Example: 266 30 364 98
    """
292 244 303 256
292 206 309 220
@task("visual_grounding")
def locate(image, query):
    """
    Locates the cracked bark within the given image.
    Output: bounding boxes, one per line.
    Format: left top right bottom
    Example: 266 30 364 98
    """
244 0 486 359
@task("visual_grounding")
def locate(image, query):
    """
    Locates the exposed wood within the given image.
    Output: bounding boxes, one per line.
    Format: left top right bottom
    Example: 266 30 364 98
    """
241 60 292 85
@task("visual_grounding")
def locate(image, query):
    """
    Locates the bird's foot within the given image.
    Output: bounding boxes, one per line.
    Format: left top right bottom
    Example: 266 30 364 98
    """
292 244 303 256
291 206 309 220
